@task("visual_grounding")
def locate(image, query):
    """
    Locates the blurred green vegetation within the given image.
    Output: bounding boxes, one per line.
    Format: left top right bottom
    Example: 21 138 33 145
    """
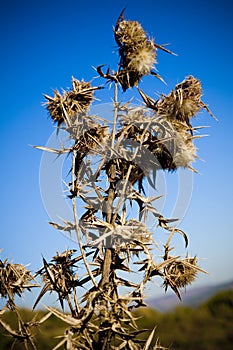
0 290 233 349
135 289 233 349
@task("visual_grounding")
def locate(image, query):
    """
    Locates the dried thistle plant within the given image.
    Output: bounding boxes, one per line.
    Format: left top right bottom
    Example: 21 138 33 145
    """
1 10 215 350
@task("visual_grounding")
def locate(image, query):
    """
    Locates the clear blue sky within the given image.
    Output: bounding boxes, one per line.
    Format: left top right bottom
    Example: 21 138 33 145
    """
0 0 233 303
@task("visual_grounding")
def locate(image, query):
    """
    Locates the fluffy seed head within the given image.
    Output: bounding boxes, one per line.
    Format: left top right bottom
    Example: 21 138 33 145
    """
170 121 197 169
114 13 156 90
146 119 197 171
157 76 203 126
126 43 156 75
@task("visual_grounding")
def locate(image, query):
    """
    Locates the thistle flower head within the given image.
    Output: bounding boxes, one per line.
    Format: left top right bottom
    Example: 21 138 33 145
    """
42 251 76 291
157 76 203 127
115 18 148 49
44 78 99 126
155 82 203 171
69 78 96 111
0 259 35 302
73 124 109 155
114 12 156 90
163 256 198 298
43 89 64 126
34 250 78 309
137 78 209 171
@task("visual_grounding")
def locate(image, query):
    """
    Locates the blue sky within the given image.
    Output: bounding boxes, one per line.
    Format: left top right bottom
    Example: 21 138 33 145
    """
0 0 233 303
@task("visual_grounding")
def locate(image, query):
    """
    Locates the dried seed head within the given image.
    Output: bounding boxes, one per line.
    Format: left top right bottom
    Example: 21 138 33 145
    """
0 259 35 301
137 76 215 171
115 19 147 48
126 43 156 76
115 13 156 90
44 90 64 126
73 125 109 154
144 119 197 171
69 78 96 111
44 78 98 126
118 104 197 172
116 70 141 91
42 251 76 294
34 250 96 309
34 250 78 308
164 257 198 291
170 121 197 169
157 76 203 127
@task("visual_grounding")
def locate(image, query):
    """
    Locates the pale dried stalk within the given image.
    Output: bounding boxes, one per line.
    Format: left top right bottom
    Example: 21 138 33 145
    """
99 81 120 290
72 152 98 289
111 162 133 224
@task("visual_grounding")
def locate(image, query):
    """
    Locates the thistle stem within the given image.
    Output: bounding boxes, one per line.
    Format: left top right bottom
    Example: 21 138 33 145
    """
100 81 119 287
98 82 119 349
71 152 98 289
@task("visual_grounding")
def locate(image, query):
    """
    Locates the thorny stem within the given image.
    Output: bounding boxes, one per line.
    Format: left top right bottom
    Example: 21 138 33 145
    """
72 198 98 288
72 152 98 289
98 82 119 349
111 163 133 224
100 81 119 288
67 295 75 316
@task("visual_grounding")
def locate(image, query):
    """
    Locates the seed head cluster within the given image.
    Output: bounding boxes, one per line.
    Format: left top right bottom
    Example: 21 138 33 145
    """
117 104 197 173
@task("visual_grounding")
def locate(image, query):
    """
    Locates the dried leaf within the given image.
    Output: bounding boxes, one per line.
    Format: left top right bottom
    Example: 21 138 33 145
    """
46 306 82 327
33 145 70 154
